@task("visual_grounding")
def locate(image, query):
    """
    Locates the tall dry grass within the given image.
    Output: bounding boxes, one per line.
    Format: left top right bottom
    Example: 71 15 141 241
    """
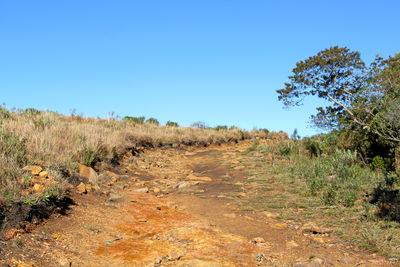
0 108 271 204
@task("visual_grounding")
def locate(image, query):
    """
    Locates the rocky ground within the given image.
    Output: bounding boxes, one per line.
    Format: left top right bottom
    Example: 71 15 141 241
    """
0 140 397 266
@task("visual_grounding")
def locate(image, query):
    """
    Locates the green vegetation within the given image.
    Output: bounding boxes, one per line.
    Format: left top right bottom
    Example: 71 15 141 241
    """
236 138 400 257
166 121 179 127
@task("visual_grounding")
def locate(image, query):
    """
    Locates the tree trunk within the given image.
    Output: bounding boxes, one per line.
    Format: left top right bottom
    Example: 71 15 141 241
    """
396 144 400 174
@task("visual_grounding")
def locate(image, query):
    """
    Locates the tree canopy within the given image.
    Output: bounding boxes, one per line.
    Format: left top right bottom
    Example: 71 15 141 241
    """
277 46 400 144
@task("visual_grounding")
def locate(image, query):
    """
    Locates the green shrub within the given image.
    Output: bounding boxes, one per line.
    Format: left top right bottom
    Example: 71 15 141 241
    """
146 118 159 125
166 121 179 127
215 125 228 131
303 138 322 157
123 116 145 124
23 108 41 116
370 172 400 222
279 147 291 156
0 106 10 119
294 149 377 207
33 116 54 129
370 156 386 171
0 127 26 167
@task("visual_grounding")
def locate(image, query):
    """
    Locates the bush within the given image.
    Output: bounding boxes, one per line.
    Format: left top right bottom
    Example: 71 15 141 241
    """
0 106 10 119
123 116 145 124
370 172 400 222
23 108 41 116
303 138 322 157
215 125 228 131
294 149 376 207
146 118 159 125
371 156 386 171
166 121 179 127
0 127 27 203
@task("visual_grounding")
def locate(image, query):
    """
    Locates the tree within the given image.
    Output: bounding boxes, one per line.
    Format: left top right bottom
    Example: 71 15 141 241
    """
278 47 400 171
277 46 368 130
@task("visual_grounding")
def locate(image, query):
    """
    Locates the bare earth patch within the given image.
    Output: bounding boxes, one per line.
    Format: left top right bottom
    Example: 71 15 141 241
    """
0 140 396 266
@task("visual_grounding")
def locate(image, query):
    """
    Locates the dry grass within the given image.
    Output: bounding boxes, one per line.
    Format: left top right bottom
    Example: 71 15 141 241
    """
0 108 267 205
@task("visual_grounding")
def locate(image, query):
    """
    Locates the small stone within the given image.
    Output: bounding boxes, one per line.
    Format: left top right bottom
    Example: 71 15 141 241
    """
22 165 42 175
186 174 213 182
77 163 98 183
153 188 160 193
39 171 48 178
274 223 288 229
85 184 93 192
252 237 265 244
3 229 20 240
57 258 71 267
223 213 236 218
108 194 122 202
33 183 44 193
301 222 332 235
238 192 246 197
177 182 189 189
52 233 60 240
262 211 278 218
135 187 149 193
76 182 87 194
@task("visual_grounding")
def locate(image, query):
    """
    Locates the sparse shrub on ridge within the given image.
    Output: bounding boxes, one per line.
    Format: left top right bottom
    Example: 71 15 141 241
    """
123 116 146 124
166 121 179 127
146 118 159 125
215 125 228 131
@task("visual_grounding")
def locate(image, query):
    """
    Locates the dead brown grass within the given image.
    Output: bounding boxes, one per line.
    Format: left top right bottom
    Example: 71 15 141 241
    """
0 109 268 206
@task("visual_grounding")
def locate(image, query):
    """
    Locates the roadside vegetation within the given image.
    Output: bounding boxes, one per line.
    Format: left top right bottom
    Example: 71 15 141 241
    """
0 108 269 209
234 135 400 258
231 48 400 258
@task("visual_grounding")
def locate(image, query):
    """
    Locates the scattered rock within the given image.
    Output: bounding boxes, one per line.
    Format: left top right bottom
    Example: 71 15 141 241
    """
108 194 123 202
238 192 246 197
326 175 336 182
3 228 22 240
153 188 161 193
301 222 333 235
77 163 98 183
262 211 278 218
252 237 265 244
223 213 236 219
85 184 93 193
39 171 48 178
186 174 213 182
33 183 45 193
76 182 87 194
274 223 288 229
22 165 42 175
135 187 149 193
57 257 71 267
52 233 60 240
177 182 189 189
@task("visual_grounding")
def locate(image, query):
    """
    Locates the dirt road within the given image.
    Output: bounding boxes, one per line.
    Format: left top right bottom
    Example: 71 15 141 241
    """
1 141 395 266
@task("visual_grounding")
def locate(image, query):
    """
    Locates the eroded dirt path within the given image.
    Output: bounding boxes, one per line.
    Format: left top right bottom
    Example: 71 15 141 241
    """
2 140 396 266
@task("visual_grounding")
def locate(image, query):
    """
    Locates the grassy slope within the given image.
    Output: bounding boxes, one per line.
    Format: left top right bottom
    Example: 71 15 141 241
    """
0 108 270 207
231 139 400 258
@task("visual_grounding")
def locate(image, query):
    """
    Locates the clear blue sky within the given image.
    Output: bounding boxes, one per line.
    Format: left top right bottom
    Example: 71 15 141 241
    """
1 1 399 136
